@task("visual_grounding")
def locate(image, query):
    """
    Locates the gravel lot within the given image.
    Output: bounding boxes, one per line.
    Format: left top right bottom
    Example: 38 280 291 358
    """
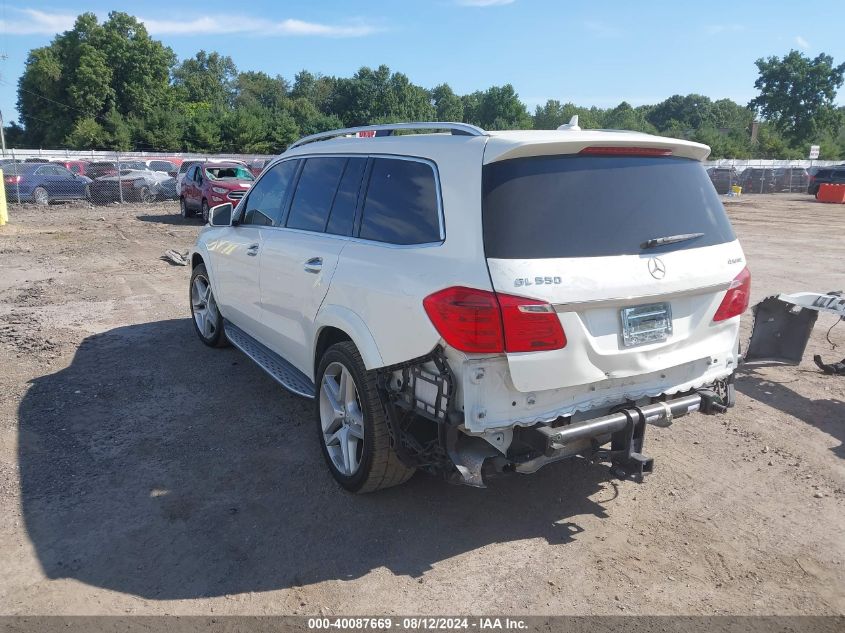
0 194 842 616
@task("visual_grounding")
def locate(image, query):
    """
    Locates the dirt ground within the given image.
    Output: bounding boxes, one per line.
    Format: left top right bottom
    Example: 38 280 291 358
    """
0 194 842 616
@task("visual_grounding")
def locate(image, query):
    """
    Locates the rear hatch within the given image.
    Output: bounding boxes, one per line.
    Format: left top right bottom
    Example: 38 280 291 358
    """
482 150 746 393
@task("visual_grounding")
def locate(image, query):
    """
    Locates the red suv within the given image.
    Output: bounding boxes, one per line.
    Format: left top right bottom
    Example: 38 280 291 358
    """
180 162 254 221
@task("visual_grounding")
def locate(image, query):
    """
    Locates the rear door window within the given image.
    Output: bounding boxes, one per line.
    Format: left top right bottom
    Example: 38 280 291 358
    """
482 155 736 259
241 160 298 227
359 158 440 245
286 157 347 232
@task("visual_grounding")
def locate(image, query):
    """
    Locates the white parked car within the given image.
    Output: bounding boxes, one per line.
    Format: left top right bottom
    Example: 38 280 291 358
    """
189 121 749 493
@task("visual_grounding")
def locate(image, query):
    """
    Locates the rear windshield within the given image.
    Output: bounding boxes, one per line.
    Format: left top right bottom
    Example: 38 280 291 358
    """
482 155 736 259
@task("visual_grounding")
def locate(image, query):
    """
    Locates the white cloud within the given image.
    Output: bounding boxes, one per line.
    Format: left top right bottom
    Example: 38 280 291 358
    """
583 20 621 38
0 8 382 38
704 24 744 35
456 0 516 6
0 9 77 35
795 35 809 49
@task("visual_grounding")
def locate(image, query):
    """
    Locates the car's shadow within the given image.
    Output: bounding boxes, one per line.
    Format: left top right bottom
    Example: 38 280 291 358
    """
19 319 612 600
736 366 845 459
135 212 196 225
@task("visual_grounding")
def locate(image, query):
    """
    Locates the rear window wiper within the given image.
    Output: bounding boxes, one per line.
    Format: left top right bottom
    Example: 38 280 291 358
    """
641 232 705 249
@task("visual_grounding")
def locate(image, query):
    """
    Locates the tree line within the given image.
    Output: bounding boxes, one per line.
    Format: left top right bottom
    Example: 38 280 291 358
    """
8 12 845 159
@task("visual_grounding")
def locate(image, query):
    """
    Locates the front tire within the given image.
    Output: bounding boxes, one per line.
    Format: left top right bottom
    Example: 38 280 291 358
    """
190 263 228 348
201 199 210 223
316 341 415 493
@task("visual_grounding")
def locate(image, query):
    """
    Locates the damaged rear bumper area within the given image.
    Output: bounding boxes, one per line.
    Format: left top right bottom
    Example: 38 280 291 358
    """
377 347 735 488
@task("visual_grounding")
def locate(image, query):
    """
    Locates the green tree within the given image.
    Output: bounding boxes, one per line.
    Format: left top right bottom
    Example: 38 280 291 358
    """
533 100 601 130
600 102 657 133
17 11 174 149
431 84 464 122
749 50 845 146
463 84 531 129
234 71 288 110
330 65 435 126
172 51 237 107
647 94 714 131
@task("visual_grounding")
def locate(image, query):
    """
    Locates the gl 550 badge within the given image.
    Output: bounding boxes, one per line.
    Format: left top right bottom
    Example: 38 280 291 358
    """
515 276 562 288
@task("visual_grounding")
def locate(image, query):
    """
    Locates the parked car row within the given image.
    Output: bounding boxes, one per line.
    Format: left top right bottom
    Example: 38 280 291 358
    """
706 166 815 194
1 158 179 205
807 165 845 195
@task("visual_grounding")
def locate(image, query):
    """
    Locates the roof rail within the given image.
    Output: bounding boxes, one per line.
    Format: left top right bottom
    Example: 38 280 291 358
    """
287 122 487 150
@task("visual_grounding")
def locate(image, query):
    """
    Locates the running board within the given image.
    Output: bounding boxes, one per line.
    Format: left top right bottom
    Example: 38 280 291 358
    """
224 321 316 399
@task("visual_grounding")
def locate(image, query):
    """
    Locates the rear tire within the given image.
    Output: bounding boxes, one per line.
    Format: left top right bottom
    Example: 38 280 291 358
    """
32 187 49 205
180 197 193 218
316 341 415 493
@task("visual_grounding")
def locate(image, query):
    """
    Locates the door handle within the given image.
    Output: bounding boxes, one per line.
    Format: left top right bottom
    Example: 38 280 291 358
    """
246 243 259 256
304 256 323 273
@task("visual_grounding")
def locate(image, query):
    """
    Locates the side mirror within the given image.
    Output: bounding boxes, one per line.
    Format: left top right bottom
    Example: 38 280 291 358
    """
209 203 233 227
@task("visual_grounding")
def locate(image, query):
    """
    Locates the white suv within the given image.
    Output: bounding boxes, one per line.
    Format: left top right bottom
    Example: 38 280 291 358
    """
189 121 749 493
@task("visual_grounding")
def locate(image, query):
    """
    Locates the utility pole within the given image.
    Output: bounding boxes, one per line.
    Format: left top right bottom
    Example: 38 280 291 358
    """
0 109 6 157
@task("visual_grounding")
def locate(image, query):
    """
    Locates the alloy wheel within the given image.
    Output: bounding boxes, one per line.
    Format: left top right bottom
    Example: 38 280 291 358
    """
33 187 49 205
191 274 218 339
319 362 365 476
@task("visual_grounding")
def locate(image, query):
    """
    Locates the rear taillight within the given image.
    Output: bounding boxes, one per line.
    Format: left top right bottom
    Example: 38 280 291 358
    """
579 146 673 157
713 267 751 322
498 293 567 352
423 287 566 353
4 175 21 184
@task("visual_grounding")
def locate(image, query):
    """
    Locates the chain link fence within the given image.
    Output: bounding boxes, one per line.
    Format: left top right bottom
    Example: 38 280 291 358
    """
2 149 842 206
1 149 273 206
703 158 842 195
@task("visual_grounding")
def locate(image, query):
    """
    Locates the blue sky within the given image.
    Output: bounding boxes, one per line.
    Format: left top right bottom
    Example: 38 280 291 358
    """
1 0 843 125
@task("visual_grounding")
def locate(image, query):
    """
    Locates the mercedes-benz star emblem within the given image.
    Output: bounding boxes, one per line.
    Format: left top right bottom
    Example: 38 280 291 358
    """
648 257 666 279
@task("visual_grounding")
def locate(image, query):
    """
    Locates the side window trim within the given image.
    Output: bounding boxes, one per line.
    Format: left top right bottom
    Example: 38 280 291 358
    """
321 157 350 233
351 158 374 238
278 159 305 228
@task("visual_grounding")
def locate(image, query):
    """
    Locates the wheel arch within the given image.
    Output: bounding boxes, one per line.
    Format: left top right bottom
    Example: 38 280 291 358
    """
313 305 384 377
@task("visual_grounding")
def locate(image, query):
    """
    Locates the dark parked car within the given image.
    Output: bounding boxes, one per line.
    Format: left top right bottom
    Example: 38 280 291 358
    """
86 160 147 180
773 167 809 193
3 162 92 204
180 162 254 221
807 166 845 195
739 168 777 194
707 167 740 194
90 168 177 204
